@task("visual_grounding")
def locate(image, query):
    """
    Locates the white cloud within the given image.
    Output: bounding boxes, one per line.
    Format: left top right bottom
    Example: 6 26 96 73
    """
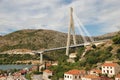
0 0 120 35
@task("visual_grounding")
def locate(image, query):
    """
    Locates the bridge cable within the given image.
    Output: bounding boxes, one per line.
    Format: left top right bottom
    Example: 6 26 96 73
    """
73 12 94 43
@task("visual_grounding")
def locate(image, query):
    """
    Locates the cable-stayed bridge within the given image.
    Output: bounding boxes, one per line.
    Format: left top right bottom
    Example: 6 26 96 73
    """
33 39 109 64
33 7 109 64
33 39 108 53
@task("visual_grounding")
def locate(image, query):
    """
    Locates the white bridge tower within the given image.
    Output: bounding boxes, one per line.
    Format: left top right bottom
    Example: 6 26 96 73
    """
66 7 77 56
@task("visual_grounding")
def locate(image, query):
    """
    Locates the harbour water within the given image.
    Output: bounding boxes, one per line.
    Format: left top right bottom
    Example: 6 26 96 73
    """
0 65 32 70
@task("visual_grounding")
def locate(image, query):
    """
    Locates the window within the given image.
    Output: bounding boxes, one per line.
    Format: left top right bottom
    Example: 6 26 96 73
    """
111 71 112 73
67 76 69 78
75 76 77 79
65 75 66 78
79 76 81 79
103 70 105 73
93 71 96 73
110 67 112 69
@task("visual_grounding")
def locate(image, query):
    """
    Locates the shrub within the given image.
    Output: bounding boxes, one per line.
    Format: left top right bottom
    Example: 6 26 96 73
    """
117 49 120 53
112 35 120 44
92 44 96 48
107 46 113 51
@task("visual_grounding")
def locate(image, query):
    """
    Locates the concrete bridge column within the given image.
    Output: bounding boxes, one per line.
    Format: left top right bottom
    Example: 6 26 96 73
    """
40 53 43 64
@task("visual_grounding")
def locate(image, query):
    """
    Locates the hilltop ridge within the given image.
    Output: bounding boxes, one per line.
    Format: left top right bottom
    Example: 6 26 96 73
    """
0 29 119 52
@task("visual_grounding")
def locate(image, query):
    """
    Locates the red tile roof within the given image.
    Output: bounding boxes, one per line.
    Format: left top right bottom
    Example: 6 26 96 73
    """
102 63 119 67
46 63 52 67
44 69 52 73
65 69 86 75
116 74 120 78
84 74 100 79
0 76 5 78
90 69 101 74
100 76 112 80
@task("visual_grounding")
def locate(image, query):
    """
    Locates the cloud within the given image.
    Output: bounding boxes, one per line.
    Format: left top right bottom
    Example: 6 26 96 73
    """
0 0 120 36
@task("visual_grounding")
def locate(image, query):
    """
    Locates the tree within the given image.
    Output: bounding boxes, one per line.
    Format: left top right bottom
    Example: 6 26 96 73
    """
117 48 120 53
107 46 113 51
112 35 120 44
92 44 96 49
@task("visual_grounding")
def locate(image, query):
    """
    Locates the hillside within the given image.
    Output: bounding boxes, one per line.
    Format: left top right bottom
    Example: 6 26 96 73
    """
0 29 119 52
94 31 120 40
48 33 120 79
0 29 83 52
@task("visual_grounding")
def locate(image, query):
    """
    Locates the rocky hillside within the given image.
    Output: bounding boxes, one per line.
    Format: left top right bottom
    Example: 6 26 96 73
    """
0 29 83 52
0 29 119 52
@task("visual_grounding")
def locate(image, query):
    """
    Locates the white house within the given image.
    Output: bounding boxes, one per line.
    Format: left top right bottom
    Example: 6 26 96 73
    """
81 74 101 80
43 69 52 80
101 61 120 77
115 74 120 80
67 53 77 63
64 69 86 80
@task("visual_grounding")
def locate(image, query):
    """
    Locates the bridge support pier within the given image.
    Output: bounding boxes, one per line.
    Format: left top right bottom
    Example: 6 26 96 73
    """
40 53 43 64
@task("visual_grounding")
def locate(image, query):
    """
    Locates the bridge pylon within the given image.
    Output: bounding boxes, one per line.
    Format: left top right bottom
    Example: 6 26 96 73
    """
66 7 77 56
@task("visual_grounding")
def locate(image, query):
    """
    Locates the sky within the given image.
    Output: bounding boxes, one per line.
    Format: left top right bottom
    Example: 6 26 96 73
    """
0 0 120 36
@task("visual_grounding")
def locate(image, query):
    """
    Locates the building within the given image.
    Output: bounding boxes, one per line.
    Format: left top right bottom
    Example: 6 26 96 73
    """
115 74 120 80
30 65 38 71
67 53 77 63
43 69 52 80
0 76 6 80
2 49 34 55
89 69 101 76
100 76 112 80
45 63 52 69
101 61 120 77
64 69 86 80
81 74 101 80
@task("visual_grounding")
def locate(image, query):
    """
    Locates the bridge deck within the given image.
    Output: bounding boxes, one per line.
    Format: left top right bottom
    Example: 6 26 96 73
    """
33 39 109 54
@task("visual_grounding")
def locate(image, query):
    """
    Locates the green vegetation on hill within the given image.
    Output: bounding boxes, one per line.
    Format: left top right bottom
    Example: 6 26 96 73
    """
48 32 120 79
112 32 120 44
49 45 114 79
0 54 39 64
0 43 39 52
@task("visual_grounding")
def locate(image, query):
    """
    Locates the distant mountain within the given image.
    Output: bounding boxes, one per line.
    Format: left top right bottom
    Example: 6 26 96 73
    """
0 29 119 52
94 31 120 40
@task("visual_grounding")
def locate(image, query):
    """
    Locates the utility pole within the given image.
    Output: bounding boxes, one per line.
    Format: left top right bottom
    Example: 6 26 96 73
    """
66 7 77 56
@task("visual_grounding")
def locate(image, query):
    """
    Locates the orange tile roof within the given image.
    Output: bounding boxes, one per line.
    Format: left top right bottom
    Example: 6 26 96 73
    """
91 69 101 73
0 76 5 78
84 74 100 79
100 76 111 80
44 69 52 73
46 63 52 67
102 63 119 67
116 74 120 78
65 69 86 75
